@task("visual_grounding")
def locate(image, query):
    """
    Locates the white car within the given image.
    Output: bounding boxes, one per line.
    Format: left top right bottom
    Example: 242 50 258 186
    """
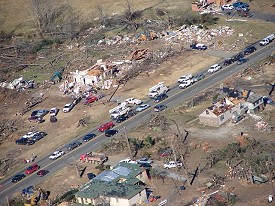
50 108 59 116
49 151 65 160
177 74 193 83
125 98 143 105
119 158 138 164
136 104 150 112
221 5 234 11
164 161 183 169
208 64 221 73
63 103 74 113
179 80 192 89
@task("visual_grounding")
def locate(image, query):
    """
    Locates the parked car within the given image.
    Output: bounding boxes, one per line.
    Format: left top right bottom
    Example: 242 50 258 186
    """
237 58 249 65
25 164 40 174
190 43 207 50
67 141 82 151
31 110 49 118
125 97 143 105
223 58 235 66
154 105 167 112
37 170 49 177
136 104 150 112
28 116 44 123
116 115 128 123
105 129 118 137
192 73 205 82
154 93 168 103
179 80 192 89
235 4 250 11
127 109 137 117
221 4 234 11
98 122 115 132
177 74 193 83
164 161 183 169
15 138 35 146
49 151 65 160
233 52 244 61
84 96 98 105
87 173 96 180
49 108 59 116
29 131 47 142
208 64 221 73
11 174 26 182
137 157 154 164
159 148 172 157
233 2 249 8
232 114 244 123
82 133 96 142
63 103 75 113
119 158 138 164
244 46 256 55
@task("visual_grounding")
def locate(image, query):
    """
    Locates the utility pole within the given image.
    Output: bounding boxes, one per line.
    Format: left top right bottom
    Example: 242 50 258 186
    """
268 156 275 198
124 127 133 159
6 195 9 206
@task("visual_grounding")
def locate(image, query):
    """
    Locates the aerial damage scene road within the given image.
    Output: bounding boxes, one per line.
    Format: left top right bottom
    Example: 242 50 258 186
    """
0 0 275 206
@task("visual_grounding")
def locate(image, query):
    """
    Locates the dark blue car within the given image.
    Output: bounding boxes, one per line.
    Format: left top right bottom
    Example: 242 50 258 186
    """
82 133 96 142
12 174 26 183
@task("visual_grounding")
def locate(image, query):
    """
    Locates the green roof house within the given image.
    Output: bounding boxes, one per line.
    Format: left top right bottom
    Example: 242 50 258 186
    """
73 162 149 206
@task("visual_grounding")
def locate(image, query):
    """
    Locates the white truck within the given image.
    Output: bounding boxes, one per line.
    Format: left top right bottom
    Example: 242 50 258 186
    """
109 102 127 114
164 161 183 169
259 34 275 46
110 107 131 120
148 82 169 98
179 80 192 89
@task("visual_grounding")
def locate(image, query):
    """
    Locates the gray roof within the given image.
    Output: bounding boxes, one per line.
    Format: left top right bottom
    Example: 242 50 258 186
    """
246 93 262 103
113 166 131 176
94 170 119 182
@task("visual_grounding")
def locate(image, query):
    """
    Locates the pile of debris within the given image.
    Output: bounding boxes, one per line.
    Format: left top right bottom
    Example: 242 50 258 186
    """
255 121 273 132
161 25 234 44
95 25 234 48
0 76 37 91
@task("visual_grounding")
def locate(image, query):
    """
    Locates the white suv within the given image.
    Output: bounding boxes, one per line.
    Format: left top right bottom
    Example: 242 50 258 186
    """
177 74 193 83
179 80 192 89
164 161 183 169
208 64 221 73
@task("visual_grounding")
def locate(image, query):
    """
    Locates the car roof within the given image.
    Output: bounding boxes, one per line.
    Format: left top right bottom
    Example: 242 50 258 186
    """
211 64 219 67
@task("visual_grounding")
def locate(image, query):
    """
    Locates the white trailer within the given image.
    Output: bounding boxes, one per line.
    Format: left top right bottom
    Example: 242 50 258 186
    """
148 82 169 98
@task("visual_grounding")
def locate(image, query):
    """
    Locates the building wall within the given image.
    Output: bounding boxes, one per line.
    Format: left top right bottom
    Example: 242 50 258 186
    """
199 109 220 126
110 197 129 206
128 189 147 206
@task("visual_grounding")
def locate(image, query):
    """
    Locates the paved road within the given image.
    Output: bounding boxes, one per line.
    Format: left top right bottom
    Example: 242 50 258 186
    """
0 41 274 203
250 11 275 22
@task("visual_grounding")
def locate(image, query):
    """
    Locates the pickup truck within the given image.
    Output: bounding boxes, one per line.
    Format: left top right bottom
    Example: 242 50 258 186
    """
164 161 183 169
110 107 131 120
125 97 143 105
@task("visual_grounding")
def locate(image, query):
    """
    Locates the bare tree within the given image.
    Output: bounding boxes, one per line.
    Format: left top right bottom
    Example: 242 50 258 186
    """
31 0 60 31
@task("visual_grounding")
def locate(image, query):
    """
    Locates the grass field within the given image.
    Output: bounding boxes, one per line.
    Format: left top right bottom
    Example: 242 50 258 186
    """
0 0 194 34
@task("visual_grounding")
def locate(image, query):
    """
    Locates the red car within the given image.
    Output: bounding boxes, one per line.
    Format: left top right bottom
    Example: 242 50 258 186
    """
25 164 40 174
84 96 98 105
98 122 115 132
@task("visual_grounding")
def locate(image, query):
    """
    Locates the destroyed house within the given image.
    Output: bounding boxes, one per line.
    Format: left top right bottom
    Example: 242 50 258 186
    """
199 97 238 126
73 162 148 206
199 88 264 126
71 60 117 89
